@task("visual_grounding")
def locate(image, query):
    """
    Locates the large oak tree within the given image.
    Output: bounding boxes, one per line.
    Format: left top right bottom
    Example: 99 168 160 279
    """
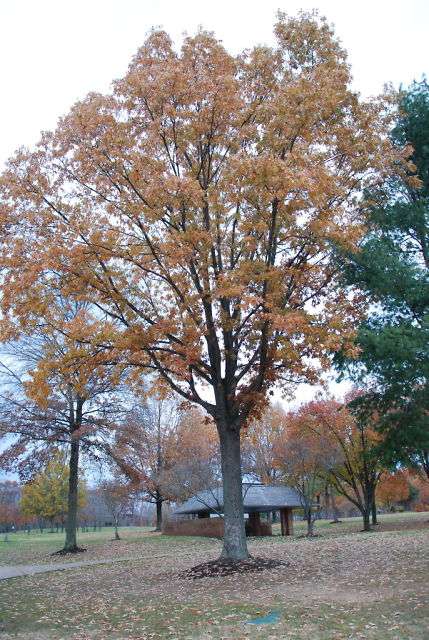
0 13 404 559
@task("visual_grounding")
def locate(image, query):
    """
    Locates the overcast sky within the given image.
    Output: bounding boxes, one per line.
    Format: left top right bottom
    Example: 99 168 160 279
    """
1 0 428 168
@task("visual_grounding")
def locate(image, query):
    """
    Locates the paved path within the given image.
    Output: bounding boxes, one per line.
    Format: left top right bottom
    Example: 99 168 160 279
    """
0 556 138 581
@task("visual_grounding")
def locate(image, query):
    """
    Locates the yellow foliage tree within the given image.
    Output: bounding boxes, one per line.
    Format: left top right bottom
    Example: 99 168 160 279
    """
21 452 86 530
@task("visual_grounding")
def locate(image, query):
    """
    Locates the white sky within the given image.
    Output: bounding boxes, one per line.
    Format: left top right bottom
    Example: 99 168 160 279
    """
1 0 428 168
0 0 426 411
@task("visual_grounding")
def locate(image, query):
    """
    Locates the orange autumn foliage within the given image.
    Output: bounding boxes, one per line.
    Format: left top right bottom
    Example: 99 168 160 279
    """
287 396 386 529
169 408 218 469
113 402 218 505
272 406 333 535
376 471 410 509
273 406 333 485
0 12 410 558
0 13 406 425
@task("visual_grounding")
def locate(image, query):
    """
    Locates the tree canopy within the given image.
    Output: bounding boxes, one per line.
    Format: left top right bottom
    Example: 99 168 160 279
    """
0 12 406 559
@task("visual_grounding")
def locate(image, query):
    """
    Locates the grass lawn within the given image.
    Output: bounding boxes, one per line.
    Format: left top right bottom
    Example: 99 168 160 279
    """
0 512 428 639
0 526 163 566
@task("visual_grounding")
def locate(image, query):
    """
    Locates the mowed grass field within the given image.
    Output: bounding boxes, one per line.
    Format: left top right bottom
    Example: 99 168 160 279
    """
0 512 428 639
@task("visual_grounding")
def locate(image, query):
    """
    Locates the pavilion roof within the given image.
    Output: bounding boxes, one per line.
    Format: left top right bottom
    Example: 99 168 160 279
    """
173 483 302 515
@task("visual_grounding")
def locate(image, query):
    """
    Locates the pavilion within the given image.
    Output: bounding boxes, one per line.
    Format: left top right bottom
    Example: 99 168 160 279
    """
173 483 302 536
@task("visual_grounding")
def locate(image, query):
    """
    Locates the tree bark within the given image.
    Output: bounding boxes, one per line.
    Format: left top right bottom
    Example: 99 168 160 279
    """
114 517 120 540
154 407 163 533
63 438 80 551
371 495 378 525
362 510 371 532
218 424 249 560
330 489 340 523
155 493 163 531
306 510 314 536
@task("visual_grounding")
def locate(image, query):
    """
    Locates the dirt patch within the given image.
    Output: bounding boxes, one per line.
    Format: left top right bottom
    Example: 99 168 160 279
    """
180 556 288 579
51 546 87 556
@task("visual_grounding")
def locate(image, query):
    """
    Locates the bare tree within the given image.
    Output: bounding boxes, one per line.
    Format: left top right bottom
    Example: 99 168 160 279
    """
98 478 134 540
0 332 127 552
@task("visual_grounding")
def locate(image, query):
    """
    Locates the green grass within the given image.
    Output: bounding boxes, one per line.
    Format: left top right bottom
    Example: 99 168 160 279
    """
0 526 162 565
0 512 428 639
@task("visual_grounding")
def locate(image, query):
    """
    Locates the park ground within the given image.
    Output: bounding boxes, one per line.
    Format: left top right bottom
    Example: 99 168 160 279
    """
0 512 428 639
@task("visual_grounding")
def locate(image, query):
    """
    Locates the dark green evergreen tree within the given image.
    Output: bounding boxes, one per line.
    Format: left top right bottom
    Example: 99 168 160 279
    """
337 80 429 476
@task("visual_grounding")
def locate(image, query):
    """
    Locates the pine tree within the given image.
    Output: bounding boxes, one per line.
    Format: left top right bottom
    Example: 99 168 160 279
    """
337 80 429 474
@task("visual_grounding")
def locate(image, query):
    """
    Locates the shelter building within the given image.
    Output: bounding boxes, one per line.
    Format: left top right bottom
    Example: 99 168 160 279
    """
172 483 302 536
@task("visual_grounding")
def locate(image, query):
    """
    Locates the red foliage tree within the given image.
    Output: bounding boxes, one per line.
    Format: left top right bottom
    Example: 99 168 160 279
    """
376 471 410 510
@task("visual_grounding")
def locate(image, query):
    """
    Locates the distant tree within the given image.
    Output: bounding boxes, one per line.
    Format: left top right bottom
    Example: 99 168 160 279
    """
376 471 410 511
323 482 342 523
273 406 333 536
408 471 429 511
98 477 134 540
21 452 86 532
158 408 220 504
243 405 285 484
114 401 219 527
0 481 21 539
305 397 386 531
112 398 179 531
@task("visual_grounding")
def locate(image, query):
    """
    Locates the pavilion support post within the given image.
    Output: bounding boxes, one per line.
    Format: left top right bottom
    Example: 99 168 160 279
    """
280 508 294 536
248 512 262 536
280 509 286 535
286 508 294 536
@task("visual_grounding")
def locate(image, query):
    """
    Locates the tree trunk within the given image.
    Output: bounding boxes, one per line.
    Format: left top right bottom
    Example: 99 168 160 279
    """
154 410 163 533
371 495 378 525
306 509 314 536
63 438 80 551
330 490 340 523
114 517 120 540
218 424 249 560
155 493 163 531
362 510 371 532
422 450 429 479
